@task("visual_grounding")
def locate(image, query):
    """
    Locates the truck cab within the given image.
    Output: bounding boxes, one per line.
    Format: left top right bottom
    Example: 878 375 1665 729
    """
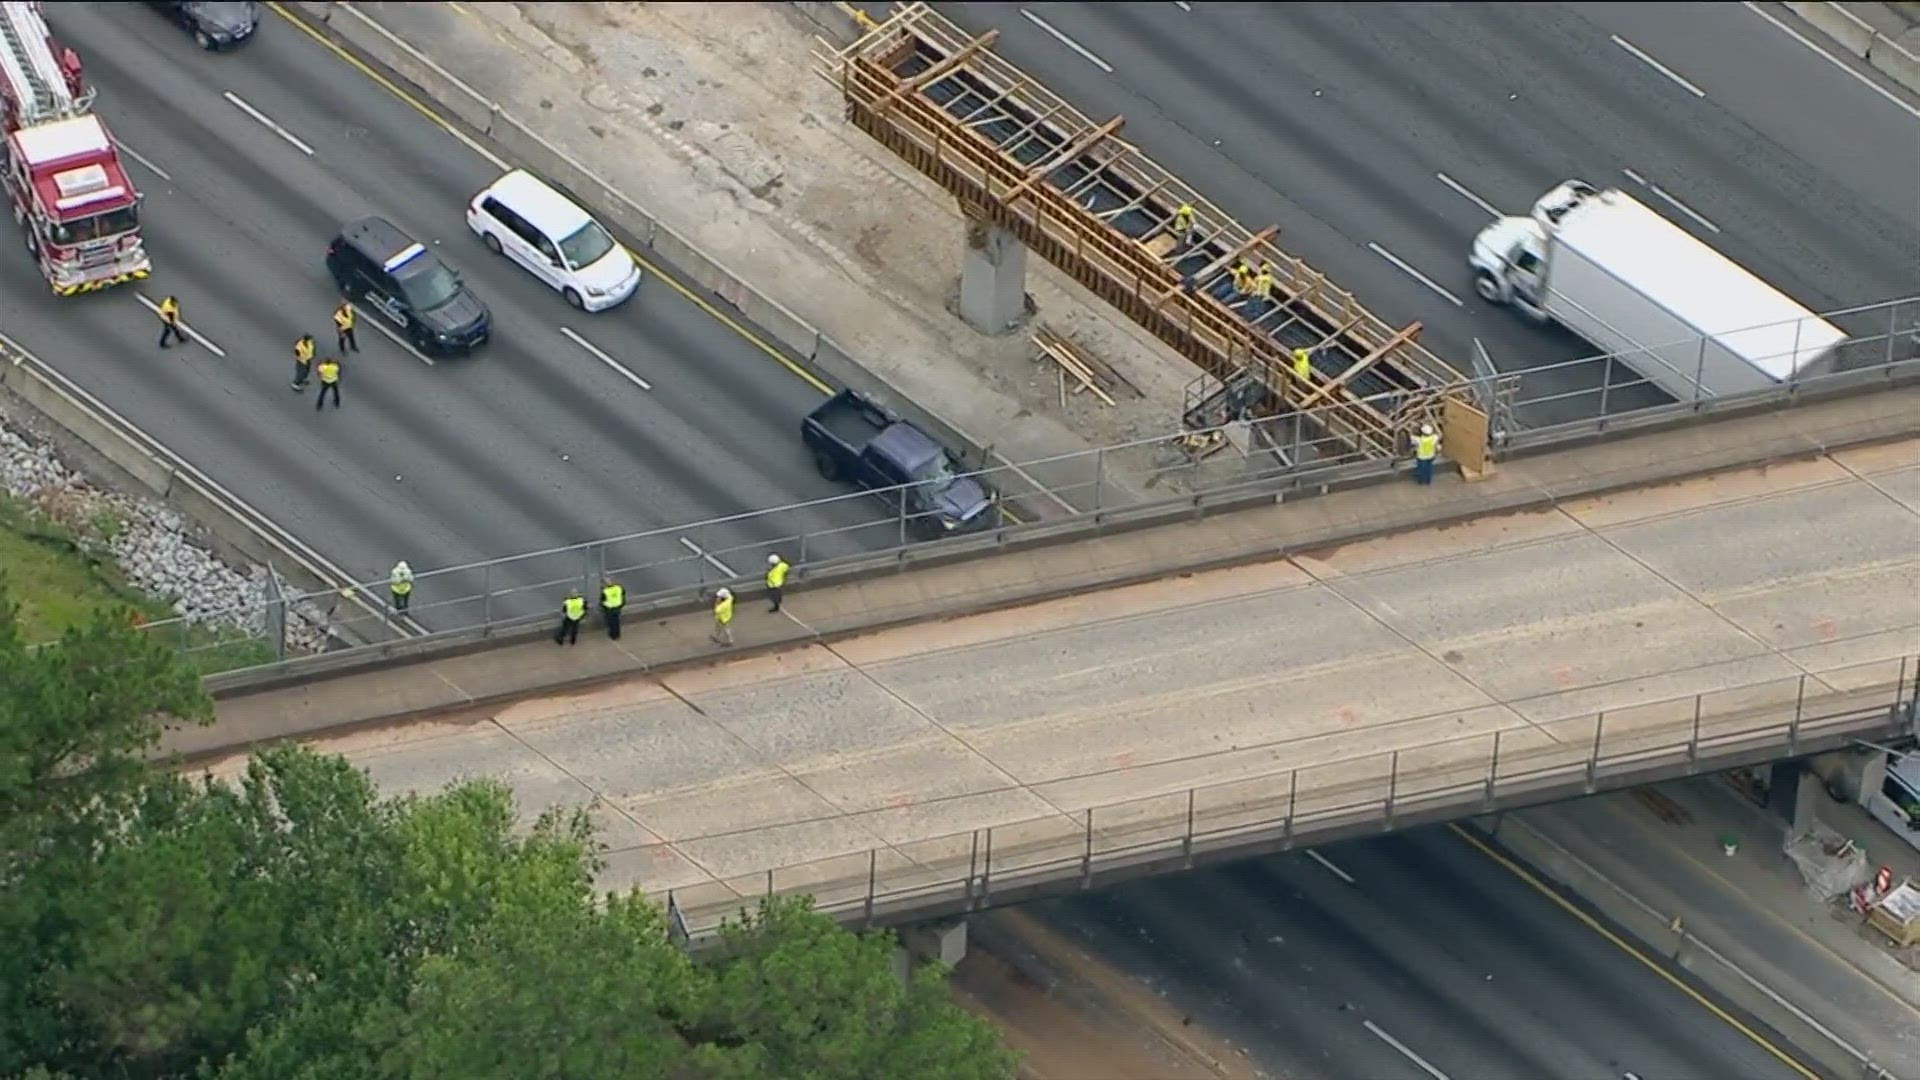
802 390 995 537
1468 179 1599 320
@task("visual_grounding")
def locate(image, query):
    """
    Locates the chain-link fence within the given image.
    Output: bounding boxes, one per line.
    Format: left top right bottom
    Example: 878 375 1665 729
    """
133 296 1919 672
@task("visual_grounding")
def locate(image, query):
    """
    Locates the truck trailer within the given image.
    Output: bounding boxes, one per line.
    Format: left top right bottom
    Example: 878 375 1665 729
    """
1469 181 1845 402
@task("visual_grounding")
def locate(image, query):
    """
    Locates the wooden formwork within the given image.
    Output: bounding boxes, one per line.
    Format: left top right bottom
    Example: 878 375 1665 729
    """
816 3 1481 460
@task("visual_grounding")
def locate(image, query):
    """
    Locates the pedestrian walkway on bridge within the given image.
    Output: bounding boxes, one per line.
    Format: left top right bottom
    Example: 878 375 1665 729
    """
178 389 1920 932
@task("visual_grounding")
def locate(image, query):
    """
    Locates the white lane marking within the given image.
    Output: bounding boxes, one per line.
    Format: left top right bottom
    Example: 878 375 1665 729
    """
1435 172 1499 218
358 309 436 366
1742 2 1920 122
1306 848 1356 884
560 326 652 391
1621 169 1723 233
223 91 317 156
118 141 172 182
134 294 228 357
1020 8 1114 73
1610 34 1706 98
1171 0 1192 10
1363 1020 1453 1080
679 536 738 578
1367 242 1463 307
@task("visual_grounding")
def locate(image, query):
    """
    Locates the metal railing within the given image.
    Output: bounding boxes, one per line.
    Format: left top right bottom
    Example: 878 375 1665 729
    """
122 296 1918 673
657 654 1920 935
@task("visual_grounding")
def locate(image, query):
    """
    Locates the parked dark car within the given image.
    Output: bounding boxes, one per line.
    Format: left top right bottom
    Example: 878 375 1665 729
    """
145 1 262 51
802 390 996 537
326 217 490 356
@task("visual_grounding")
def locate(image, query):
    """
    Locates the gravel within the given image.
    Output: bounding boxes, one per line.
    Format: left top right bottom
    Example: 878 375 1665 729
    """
0 412 327 655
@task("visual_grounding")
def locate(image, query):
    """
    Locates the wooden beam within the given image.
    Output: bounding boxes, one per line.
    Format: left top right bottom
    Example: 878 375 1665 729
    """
1000 116 1125 205
872 28 1000 115
1153 226 1278 308
1293 322 1423 411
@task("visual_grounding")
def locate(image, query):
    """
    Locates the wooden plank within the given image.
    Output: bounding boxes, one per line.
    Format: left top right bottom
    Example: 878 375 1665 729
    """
1001 116 1126 205
872 28 1000 115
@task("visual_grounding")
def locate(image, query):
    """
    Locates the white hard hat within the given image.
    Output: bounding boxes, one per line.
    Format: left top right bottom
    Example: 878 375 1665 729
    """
768 553 782 565
394 560 409 571
1420 424 1434 435
715 587 731 600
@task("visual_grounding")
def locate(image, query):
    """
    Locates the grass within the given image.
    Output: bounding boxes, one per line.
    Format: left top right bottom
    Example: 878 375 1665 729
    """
1 493 276 675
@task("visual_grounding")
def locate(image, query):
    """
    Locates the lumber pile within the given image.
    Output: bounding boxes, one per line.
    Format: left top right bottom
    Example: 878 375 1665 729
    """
1032 325 1140 408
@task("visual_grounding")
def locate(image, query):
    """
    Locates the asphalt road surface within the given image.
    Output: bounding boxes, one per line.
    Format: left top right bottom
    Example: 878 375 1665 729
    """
0 3 892 627
1025 827 1814 1080
934 2 1920 425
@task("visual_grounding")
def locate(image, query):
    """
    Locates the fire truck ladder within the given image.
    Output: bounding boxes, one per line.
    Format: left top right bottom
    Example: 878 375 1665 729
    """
0 0 87 124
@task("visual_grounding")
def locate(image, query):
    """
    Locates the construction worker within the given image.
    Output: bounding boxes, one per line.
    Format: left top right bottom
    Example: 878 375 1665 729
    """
1413 423 1441 486
1229 260 1255 296
388 560 413 613
291 333 316 391
1291 347 1314 384
765 553 790 612
710 587 735 645
1170 203 1197 247
156 295 185 348
600 577 625 640
1239 263 1274 312
554 589 586 646
332 299 359 353
314 356 342 411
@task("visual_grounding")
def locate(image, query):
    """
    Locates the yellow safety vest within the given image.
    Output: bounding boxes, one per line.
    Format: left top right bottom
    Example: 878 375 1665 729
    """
158 297 179 322
563 595 586 620
389 566 413 595
1249 270 1274 300
318 360 340 385
1230 263 1253 292
294 337 315 364
766 559 789 589
1173 204 1195 231
601 583 625 609
333 304 355 331
1292 349 1313 381
714 594 734 625
1415 433 1440 460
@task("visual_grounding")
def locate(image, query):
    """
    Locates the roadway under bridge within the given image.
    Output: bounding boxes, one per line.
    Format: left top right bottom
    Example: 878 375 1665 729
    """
178 390 1920 937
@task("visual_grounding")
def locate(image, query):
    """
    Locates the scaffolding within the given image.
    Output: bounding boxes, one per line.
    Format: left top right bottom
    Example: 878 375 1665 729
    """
816 3 1486 462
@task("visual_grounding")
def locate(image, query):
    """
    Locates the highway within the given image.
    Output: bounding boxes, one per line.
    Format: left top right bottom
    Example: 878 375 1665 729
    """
0 3 892 627
1024 827 1814 1080
934 2 1920 424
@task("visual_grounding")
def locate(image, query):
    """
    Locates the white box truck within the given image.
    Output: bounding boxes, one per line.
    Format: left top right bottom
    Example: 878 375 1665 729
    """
1469 181 1847 401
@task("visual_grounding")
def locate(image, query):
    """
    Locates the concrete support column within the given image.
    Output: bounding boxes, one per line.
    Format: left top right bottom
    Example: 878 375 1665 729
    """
958 221 1029 335
893 917 969 987
1770 762 1817 830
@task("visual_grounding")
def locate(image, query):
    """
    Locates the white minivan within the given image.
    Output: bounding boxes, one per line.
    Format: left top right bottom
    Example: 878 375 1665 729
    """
465 170 641 312
1865 751 1920 854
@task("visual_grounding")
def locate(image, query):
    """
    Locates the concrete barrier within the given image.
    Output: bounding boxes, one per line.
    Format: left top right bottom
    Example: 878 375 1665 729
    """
1784 1 1877 57
1868 31 1920 93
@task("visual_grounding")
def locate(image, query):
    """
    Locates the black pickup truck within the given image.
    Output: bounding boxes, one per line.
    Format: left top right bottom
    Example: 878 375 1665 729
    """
802 390 996 537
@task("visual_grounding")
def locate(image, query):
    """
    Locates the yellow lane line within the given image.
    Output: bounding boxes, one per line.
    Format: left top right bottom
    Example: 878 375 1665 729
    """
1448 823 1822 1080
270 2 1031 523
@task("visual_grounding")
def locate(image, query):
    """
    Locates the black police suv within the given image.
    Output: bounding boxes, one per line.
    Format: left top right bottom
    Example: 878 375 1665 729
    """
326 218 491 356
146 1 262 51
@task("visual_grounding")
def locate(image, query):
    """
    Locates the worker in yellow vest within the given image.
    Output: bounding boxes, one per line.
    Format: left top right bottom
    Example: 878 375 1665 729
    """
554 590 586 646
315 357 342 411
333 300 359 353
765 553 790 613
156 296 185 348
1170 203 1197 248
1238 263 1274 313
1292 348 1314 384
388 560 414 613
1413 424 1442 486
600 577 626 640
710 587 735 645
292 334 316 391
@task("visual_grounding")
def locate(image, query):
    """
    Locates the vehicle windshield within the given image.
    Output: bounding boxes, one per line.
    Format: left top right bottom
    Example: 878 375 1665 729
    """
558 220 616 269
908 453 960 492
394 260 462 311
189 2 256 23
50 204 139 244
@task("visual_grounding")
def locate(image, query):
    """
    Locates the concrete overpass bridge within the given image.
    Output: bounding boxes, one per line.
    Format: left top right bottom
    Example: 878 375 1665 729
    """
174 387 1920 938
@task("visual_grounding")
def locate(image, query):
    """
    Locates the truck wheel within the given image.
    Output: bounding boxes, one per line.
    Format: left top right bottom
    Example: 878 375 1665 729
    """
1472 271 1502 304
813 450 841 481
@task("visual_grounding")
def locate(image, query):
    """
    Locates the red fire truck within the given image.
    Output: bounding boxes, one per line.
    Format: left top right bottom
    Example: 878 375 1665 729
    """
0 0 150 295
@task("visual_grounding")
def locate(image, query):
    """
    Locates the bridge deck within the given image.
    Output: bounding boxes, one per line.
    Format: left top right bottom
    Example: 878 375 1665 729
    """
193 428 1920 932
